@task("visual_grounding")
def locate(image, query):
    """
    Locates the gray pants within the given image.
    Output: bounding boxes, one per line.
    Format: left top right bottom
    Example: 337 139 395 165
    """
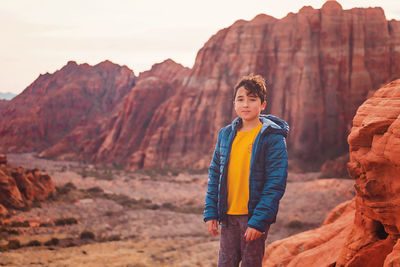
218 215 270 267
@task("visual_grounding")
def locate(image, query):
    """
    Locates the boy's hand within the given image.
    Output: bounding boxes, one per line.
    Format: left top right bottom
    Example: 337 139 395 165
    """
244 227 262 242
206 219 219 236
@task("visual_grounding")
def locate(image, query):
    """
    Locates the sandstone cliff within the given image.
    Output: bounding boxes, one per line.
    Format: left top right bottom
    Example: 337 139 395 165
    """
38 59 191 166
123 1 400 169
263 79 400 266
86 1 400 170
0 60 135 153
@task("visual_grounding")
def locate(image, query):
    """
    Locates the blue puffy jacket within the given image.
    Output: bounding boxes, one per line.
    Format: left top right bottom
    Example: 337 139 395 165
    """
203 114 289 232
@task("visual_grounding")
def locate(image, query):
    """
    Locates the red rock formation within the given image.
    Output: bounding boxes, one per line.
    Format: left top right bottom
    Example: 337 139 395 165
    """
0 155 56 212
263 199 355 266
0 169 25 209
39 59 191 167
0 60 135 153
122 1 400 169
0 204 8 217
336 80 400 266
263 79 400 266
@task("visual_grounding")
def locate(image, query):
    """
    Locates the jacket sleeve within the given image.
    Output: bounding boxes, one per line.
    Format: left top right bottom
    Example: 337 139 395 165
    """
247 133 288 232
203 129 223 223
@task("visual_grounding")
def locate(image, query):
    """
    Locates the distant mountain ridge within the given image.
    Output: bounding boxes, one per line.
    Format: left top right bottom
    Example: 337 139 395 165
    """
0 92 16 100
0 60 135 153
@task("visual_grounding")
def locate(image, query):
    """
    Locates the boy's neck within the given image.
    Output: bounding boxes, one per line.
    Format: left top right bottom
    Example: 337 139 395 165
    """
239 117 261 131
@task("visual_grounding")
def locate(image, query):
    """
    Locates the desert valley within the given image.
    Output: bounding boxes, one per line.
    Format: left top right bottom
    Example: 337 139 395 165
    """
1 1 400 266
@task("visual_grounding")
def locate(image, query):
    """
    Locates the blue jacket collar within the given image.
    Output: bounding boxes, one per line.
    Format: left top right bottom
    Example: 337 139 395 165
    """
231 114 289 137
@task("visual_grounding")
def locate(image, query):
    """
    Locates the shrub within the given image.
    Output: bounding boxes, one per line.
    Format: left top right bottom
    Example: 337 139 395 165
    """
44 238 59 246
149 204 160 210
86 186 104 194
7 239 21 250
39 222 52 227
107 235 121 241
66 242 76 247
64 182 77 190
104 211 115 217
10 221 30 227
54 217 78 226
26 240 42 247
161 202 176 211
103 193 157 210
78 168 114 180
287 220 303 229
0 227 19 235
56 182 77 194
80 231 95 240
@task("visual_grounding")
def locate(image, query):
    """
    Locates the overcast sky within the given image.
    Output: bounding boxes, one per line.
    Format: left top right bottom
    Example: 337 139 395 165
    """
1 0 399 94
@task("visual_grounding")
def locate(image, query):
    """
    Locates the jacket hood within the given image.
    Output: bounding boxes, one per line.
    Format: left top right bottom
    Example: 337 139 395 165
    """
231 114 289 138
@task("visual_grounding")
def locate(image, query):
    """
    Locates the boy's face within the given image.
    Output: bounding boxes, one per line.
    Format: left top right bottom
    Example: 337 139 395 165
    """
233 87 266 122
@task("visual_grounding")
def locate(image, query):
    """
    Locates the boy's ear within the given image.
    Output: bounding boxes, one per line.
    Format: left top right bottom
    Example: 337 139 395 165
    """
261 101 267 109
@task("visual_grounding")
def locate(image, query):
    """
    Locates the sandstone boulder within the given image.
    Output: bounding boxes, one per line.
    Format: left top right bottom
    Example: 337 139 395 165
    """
263 199 355 267
263 79 400 266
336 80 400 266
0 155 56 212
0 168 25 209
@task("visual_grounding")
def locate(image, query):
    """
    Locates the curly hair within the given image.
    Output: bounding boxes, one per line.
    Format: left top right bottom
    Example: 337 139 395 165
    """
233 74 267 104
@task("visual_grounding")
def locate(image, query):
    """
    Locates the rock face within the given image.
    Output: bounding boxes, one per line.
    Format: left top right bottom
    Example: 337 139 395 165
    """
0 60 135 153
0 154 56 214
76 1 400 170
263 79 400 266
263 199 355 266
39 59 191 167
336 79 400 266
92 1 400 169
2 2 400 171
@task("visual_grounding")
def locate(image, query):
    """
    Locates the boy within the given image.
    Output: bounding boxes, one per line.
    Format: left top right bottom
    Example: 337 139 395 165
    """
203 74 289 267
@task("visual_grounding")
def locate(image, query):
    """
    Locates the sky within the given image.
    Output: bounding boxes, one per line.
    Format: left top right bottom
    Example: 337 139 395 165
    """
1 0 399 95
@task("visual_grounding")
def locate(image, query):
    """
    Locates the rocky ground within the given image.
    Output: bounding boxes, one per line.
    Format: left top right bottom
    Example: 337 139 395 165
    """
0 153 355 266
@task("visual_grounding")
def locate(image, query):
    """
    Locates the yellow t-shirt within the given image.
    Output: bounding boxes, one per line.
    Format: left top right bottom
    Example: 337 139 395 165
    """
227 122 262 215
